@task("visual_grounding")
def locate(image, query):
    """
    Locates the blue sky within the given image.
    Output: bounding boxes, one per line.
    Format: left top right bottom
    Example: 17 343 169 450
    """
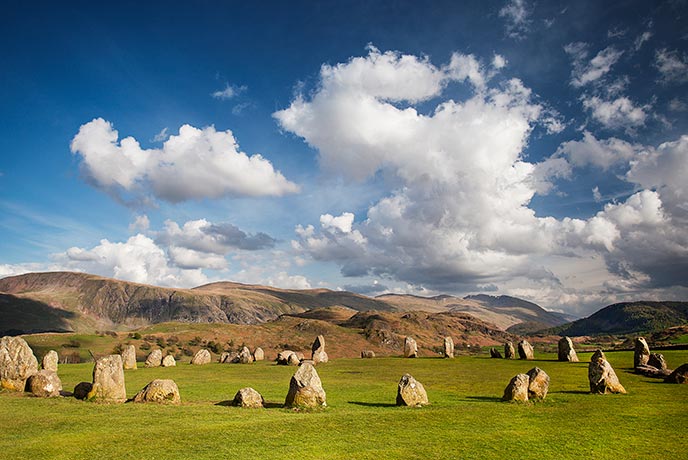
1 0 687 316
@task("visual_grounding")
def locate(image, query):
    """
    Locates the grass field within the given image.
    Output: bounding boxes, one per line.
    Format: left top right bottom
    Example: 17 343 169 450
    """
1 350 686 459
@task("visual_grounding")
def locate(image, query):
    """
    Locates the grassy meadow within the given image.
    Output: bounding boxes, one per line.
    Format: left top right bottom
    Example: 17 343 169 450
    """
1 350 686 459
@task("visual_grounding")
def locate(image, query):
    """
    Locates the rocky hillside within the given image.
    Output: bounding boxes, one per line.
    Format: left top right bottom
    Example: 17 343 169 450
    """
550 301 688 336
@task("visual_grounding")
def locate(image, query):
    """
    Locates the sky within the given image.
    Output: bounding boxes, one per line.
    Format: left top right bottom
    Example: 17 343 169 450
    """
1 0 687 317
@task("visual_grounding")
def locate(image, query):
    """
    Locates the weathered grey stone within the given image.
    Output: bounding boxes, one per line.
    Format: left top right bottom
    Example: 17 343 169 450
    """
490 348 503 358
396 374 428 407
311 335 325 355
288 353 301 366
191 349 211 365
220 352 230 363
517 340 534 360
589 353 626 394
234 346 254 364
504 341 515 359
91 355 127 403
253 347 265 361
502 373 529 402
526 367 549 400
444 336 454 358
144 349 162 368
591 349 606 362
232 387 264 408
284 362 326 408
635 364 672 378
42 350 59 372
361 350 375 358
28 370 62 397
73 381 92 400
664 363 688 384
557 337 579 362
0 336 38 391
634 337 650 369
312 335 329 364
403 336 418 358
162 355 176 367
276 350 296 365
133 379 180 404
122 345 137 370
648 353 667 371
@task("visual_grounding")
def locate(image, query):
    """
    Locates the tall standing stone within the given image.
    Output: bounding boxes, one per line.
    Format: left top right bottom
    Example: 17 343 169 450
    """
122 345 137 370
28 370 62 397
634 337 650 369
443 337 454 359
42 350 59 372
526 367 550 400
403 337 418 358
396 374 428 406
589 352 626 394
91 355 127 403
502 373 529 402
191 349 211 365
504 341 515 359
0 336 38 391
144 349 162 368
517 340 534 360
253 347 265 361
284 362 326 408
557 337 579 362
311 335 328 364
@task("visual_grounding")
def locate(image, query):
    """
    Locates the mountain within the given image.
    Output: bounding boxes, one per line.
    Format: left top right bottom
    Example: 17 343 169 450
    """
550 301 688 336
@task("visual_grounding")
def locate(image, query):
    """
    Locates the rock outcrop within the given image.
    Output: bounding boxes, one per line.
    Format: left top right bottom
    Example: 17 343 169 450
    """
144 349 162 368
311 335 329 364
133 379 181 404
396 374 428 407
443 336 454 358
191 349 211 365
162 355 176 367
0 336 38 391
502 373 529 402
526 367 549 400
589 351 626 394
504 341 515 359
403 336 418 358
557 337 579 362
253 347 265 361
517 340 534 360
232 387 264 408
284 362 326 408
91 355 127 403
122 345 137 370
361 350 375 358
42 350 59 372
634 337 650 369
28 369 62 397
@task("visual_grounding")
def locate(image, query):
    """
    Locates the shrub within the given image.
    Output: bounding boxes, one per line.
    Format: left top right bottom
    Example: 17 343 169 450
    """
112 343 123 355
62 339 81 348
60 351 82 364
182 347 194 356
140 342 151 351
129 332 142 340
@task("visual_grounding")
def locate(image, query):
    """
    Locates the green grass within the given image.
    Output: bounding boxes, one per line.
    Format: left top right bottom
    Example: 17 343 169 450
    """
670 334 688 344
1 350 686 459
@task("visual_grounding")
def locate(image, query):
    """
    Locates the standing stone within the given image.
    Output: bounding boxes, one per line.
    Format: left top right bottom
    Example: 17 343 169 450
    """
648 353 667 371
236 346 254 364
312 335 329 364
664 363 688 384
526 367 550 400
558 337 579 362
28 370 62 397
634 337 650 369
504 341 515 359
284 362 326 408
518 340 534 360
589 353 626 394
122 345 137 370
0 336 38 391
144 349 162 368
490 348 503 358
191 349 211 365
220 352 230 363
232 387 264 408
361 350 375 358
73 382 93 400
591 349 606 362
403 337 418 358
91 355 127 403
276 350 296 365
133 379 180 404
162 355 176 367
443 337 454 358
396 374 428 406
502 373 529 402
42 350 59 372
288 353 301 366
253 347 265 361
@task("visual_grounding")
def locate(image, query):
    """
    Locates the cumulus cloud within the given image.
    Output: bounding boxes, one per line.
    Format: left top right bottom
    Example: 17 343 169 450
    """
499 0 531 40
655 48 688 83
554 131 645 170
157 219 276 254
566 44 623 87
71 118 299 204
129 214 150 233
582 95 647 130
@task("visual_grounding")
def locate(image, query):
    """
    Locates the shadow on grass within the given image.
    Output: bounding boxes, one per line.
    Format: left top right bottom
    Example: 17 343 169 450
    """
464 396 502 403
215 400 284 408
557 390 590 395
348 401 397 408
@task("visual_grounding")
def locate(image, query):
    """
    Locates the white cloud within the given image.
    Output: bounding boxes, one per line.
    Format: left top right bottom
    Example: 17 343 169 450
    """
157 218 276 254
151 127 169 143
655 48 688 83
633 31 652 51
129 214 150 233
320 212 355 233
71 118 300 203
555 131 645 170
212 83 247 100
492 54 507 70
499 0 530 40
567 45 624 87
593 186 602 202
582 95 647 130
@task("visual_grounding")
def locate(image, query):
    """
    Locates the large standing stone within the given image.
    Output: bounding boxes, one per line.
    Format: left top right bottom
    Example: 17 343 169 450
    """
162 355 176 367
589 353 626 394
443 337 454 359
122 345 137 370
191 349 211 365
361 350 375 358
0 336 38 391
504 341 515 359
133 379 180 404
591 349 606 362
502 373 529 402
517 340 534 360
145 349 162 368
232 387 264 408
490 348 503 358
235 346 254 364
634 337 650 369
91 355 127 403
664 363 688 384
42 350 59 372
403 337 418 358
312 335 329 364
558 337 579 362
28 370 62 397
396 374 428 407
648 353 667 371
526 367 549 400
284 362 326 408
253 347 265 361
